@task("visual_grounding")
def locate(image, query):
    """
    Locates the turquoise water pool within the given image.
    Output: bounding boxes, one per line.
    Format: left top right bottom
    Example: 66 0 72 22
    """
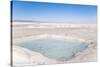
17 38 88 61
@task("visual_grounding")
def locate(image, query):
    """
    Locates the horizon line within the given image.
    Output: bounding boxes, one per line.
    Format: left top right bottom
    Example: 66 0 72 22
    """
12 20 97 24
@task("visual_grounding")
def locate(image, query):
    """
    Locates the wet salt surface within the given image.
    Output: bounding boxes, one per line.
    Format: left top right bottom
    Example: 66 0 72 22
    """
17 38 88 61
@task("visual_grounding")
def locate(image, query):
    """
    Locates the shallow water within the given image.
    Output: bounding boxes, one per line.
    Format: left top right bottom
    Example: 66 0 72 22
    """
17 38 88 61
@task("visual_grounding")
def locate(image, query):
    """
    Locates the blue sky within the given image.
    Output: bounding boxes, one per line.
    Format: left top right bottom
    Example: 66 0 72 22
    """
12 1 97 24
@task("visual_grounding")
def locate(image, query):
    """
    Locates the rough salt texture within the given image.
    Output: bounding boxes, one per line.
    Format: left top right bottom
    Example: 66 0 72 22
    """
12 23 97 66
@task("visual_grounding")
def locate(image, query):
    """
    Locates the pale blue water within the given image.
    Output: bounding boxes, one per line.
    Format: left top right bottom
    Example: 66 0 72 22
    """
17 38 88 61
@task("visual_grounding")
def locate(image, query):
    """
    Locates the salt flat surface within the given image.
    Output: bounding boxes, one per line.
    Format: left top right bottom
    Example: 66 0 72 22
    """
12 22 97 66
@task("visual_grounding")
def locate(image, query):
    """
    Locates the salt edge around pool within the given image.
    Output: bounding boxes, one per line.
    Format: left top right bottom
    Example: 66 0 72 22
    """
13 34 90 66
13 34 87 44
